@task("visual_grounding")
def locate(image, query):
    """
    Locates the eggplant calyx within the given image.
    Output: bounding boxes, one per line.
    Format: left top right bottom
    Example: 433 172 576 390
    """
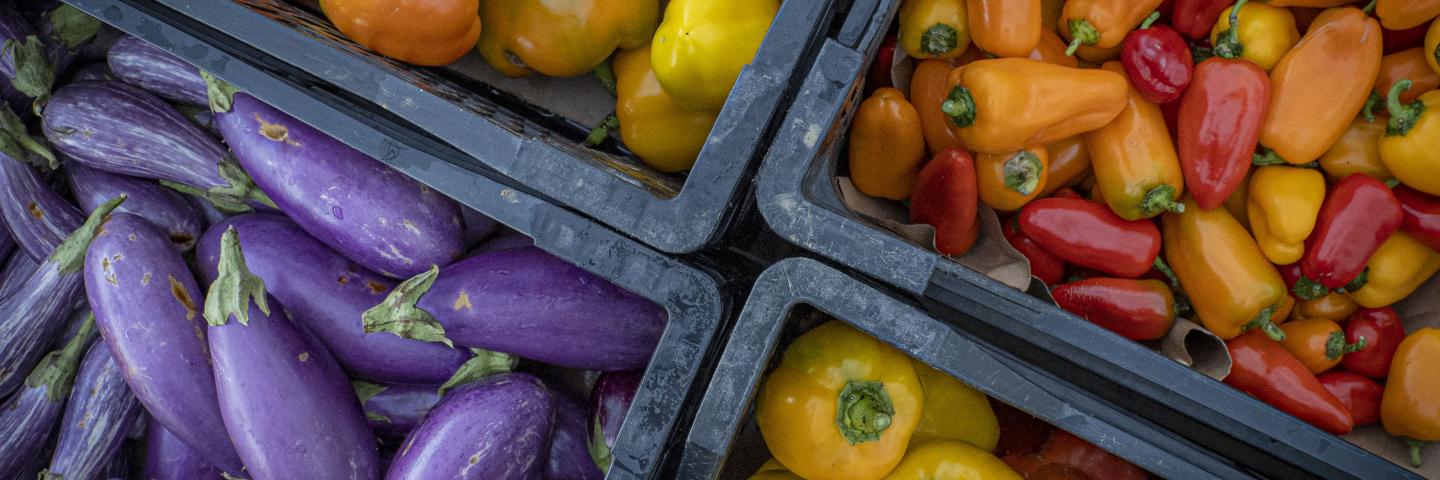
352 380 387 404
202 71 240 114
25 314 94 402
49 5 102 50
37 470 61 480
438 349 516 397
3 36 55 103
362 264 454 348
203 226 271 327
589 417 614 474
0 105 57 169
50 195 125 275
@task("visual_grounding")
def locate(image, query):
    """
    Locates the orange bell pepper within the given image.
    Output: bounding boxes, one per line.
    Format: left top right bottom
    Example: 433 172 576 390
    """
1381 328 1440 467
850 88 927 200
978 146 1049 212
941 58 1128 154
1377 0 1440 30
1163 196 1287 340
911 59 965 154
1059 0 1165 55
1259 5 1383 165
1027 29 1080 67
1291 292 1360 323
1318 119 1394 182
320 0 481 66
477 0 659 78
1086 61 1185 220
1039 136 1090 197
967 0 1043 58
1279 319 1368 374
1376 48 1440 107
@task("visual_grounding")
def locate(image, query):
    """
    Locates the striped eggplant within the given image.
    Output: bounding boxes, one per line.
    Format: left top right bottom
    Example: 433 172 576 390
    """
107 35 206 106
143 424 222 480
209 84 462 278
175 103 220 137
549 389 604 480
0 315 94 474
589 369 643 474
67 162 202 251
467 230 533 256
365 247 666 370
354 381 441 440
100 443 130 480
0 244 38 297
196 214 471 384
40 341 143 480
205 227 381 480
386 373 554 480
84 212 244 474
0 153 81 261
0 197 117 398
0 216 12 265
0 0 43 114
460 205 496 248
42 81 272 212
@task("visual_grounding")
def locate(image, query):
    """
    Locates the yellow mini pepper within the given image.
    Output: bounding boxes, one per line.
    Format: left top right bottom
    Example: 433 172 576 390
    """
977 146 1048 212
1209 1 1300 72
1380 84 1440 196
850 88 927 200
942 58 1128 154
1247 166 1326 266
477 0 658 78
1319 119 1394 182
1087 62 1185 220
1427 18 1440 76
614 46 719 173
1348 232 1440 308
883 440 1022 480
1382 328 1440 467
910 359 1000 450
651 0 779 111
1164 197 1287 340
900 0 972 59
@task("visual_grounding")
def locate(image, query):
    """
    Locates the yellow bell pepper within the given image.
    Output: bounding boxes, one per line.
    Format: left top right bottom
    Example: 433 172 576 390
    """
749 459 803 480
1246 166 1326 266
1379 85 1440 196
883 440 1022 480
942 58 1128 154
476 0 658 78
1348 232 1440 308
651 0 780 111
977 146 1049 212
1164 196 1288 340
1319 119 1394 182
1290 291 1360 323
756 321 924 480
911 359 1000 451
614 46 719 173
1209 1 1300 72
900 0 972 59
1087 61 1185 220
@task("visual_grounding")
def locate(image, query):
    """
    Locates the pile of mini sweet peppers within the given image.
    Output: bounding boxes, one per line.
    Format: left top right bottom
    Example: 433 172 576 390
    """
317 0 779 173
750 320 1147 480
849 0 1440 469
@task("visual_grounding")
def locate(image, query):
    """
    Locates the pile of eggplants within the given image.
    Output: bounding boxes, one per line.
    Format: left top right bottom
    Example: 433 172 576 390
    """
0 17 667 478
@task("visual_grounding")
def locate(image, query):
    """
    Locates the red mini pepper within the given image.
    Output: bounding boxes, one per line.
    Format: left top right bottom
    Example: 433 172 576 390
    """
991 398 1054 457
1319 371 1384 427
1004 217 1066 285
866 35 899 95
1341 307 1407 378
1052 278 1176 341
1176 14 1270 210
1225 330 1355 435
1034 430 1147 480
1019 197 1162 278
1394 184 1440 252
1300 174 1403 290
911 148 981 256
1172 0 1231 40
1120 12 1194 103
1279 262 1326 301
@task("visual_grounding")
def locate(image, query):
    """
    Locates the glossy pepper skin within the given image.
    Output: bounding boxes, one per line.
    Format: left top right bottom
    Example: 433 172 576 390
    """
1318 119 1393 182
900 0 972 59
1163 197 1287 340
911 149 981 256
1053 278 1175 341
1378 0 1440 30
910 360 1000 450
1341 307 1406 378
1260 6 1383 165
1377 48 1440 106
850 88 927 200
1382 328 1440 467
1120 14 1193 104
1038 137 1090 198
1301 174 1403 290
1029 430 1147 480
1177 55 1270 210
614 45 719 173
756 321 924 480
1279 319 1367 374
978 146 1049 212
320 0 480 66
1209 1 1300 71
1380 86 1440 195
941 58 1128 154
1088 61 1185 220
884 440 1021 480
1291 292 1360 323
1428 18 1440 76
651 0 778 111
1004 216 1065 285
1225 330 1355 435
1319 371 1384 427
911 59 964 154
1019 198 1161 278
477 0 658 78
1058 0 1165 55
1247 166 1326 265
1173 0 1232 39
1395 185 1440 251
1348 231 1440 308
966 0 1042 58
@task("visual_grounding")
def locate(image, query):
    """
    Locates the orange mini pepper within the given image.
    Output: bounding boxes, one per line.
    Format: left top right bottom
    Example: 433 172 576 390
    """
941 58 1128 154
1059 0 1165 55
978 146 1049 212
850 88 927 200
1086 62 1184 220
1279 319 1367 374
1291 292 1360 323
1381 328 1440 467
1039 136 1090 197
1319 119 1394 182
1163 196 1287 340
1377 0 1440 31
1259 5 1383 165
477 0 659 78
967 0 1043 58
321 0 482 66
1376 48 1440 107
911 59 965 154
1427 18 1440 76
1027 29 1080 67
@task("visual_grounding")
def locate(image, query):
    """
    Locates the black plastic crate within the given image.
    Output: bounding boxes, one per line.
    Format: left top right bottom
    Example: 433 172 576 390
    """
87 0 839 254
65 2 744 477
754 1 1420 478
678 257 1254 480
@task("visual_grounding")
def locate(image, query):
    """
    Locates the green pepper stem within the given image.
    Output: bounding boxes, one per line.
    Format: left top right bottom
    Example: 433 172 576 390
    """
1386 79 1425 137
1153 257 1181 291
921 24 960 56
1243 305 1284 341
1292 275 1330 301
593 62 617 98
1140 184 1184 217
1324 332 1366 359
835 380 896 445
585 114 619 146
1363 0 1378 14
1065 19 1099 57
1002 150 1043 195
1362 90 1382 123
1140 12 1161 30
941 86 976 128
1212 0 1248 59
1409 439 1426 467
1252 147 1287 166
1386 179 1402 188
1340 267 1370 293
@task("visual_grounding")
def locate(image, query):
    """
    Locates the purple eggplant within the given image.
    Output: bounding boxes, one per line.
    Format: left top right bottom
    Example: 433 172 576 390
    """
0 216 13 265
354 381 440 440
460 205 497 248
175 103 220 137
0 197 117 398
196 214 471 384
209 86 462 278
0 154 82 261
468 230 534 256
143 424 222 480
365 247 665 370
67 162 202 251
42 81 272 212
549 389 604 480
100 442 131 480
0 315 95 474
40 341 143 480
69 61 110 83
204 226 380 479
589 370 643 473
84 212 244 474
0 243 38 297
386 373 554 480
0 0 44 114
107 35 206 106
